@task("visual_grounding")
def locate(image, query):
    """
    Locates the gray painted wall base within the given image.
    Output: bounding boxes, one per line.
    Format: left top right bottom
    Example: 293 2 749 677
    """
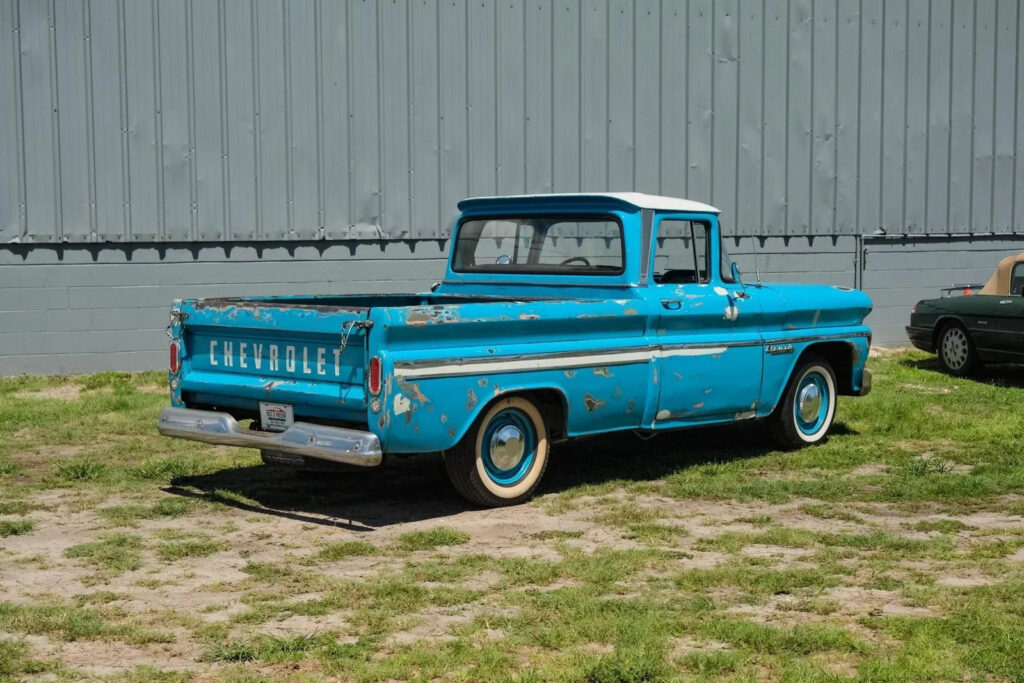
2 236 1022 375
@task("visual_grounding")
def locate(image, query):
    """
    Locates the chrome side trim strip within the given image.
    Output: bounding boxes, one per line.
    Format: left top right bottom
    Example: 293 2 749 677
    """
392 330 870 381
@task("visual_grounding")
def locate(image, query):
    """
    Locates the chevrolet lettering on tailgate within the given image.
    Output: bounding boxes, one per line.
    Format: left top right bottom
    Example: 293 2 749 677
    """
206 340 348 377
159 193 873 507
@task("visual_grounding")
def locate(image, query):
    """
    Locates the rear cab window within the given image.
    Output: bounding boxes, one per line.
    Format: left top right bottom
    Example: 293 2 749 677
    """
452 216 625 276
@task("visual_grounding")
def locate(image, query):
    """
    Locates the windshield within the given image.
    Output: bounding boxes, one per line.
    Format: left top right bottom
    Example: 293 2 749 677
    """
452 216 625 275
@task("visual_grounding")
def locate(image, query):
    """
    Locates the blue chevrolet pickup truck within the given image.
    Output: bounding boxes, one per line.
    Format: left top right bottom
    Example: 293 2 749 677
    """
159 193 872 506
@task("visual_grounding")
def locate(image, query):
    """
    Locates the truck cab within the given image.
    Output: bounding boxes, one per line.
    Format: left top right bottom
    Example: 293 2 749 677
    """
160 193 873 506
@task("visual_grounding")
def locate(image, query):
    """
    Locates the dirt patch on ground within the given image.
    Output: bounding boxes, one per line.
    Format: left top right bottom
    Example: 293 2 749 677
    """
14 385 81 401
0 484 1016 677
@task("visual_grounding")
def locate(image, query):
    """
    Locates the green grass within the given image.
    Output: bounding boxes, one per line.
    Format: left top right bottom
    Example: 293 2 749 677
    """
3 354 1024 680
310 540 380 562
0 519 34 537
154 531 228 561
64 534 142 574
98 498 192 526
394 527 470 551
0 601 171 644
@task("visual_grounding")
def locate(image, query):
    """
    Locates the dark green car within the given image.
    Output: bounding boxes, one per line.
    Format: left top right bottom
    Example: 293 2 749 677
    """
907 252 1024 375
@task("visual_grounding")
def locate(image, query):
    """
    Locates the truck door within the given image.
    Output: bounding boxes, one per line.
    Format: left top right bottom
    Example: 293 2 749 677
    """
650 216 763 425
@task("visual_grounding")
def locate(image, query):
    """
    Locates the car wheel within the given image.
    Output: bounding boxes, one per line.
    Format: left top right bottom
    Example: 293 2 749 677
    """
443 395 550 507
769 355 837 450
937 322 978 376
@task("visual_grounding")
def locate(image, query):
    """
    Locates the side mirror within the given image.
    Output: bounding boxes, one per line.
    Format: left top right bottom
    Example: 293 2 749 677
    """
731 261 743 285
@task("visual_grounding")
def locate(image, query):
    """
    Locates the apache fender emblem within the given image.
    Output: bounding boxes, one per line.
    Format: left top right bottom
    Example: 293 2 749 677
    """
766 343 794 356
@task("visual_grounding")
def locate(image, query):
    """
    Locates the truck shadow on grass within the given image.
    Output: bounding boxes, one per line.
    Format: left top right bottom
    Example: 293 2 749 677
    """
166 421 839 529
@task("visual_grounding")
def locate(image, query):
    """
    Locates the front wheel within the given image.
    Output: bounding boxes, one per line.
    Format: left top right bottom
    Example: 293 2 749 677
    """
443 395 550 507
769 355 838 449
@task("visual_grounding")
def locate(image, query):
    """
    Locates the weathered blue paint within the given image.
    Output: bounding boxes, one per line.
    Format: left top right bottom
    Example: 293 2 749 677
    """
165 193 873 462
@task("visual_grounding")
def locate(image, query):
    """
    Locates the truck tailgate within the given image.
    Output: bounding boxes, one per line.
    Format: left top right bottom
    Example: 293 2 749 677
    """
177 299 370 423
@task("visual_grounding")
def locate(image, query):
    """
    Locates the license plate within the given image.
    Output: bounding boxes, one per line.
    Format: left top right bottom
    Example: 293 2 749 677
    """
259 402 294 432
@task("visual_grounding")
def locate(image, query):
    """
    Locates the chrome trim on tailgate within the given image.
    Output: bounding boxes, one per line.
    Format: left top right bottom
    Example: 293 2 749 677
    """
157 407 382 467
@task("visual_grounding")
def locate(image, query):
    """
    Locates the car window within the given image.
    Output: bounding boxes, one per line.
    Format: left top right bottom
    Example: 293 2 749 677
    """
452 216 624 275
1012 262 1024 296
653 220 709 285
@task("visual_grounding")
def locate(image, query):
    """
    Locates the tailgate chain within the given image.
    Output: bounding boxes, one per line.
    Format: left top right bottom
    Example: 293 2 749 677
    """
338 320 373 356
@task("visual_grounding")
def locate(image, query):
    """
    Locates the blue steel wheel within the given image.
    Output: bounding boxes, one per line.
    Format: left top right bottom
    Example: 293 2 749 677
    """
794 372 830 436
444 395 550 507
479 408 537 487
769 355 837 449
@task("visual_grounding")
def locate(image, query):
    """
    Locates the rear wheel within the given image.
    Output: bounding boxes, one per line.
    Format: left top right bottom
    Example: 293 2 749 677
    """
443 395 550 507
936 322 978 376
769 355 837 450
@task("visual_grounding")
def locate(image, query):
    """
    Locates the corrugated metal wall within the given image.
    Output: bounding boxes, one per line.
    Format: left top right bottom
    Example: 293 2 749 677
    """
2 0 1023 243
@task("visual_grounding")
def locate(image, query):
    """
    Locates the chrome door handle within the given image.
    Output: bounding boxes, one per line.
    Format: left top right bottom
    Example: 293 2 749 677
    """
660 299 681 310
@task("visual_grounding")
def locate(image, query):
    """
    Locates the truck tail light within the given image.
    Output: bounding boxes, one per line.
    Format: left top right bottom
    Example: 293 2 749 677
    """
368 356 382 395
169 340 180 374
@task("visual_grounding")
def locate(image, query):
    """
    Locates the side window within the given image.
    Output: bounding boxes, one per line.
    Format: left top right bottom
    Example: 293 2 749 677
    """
653 220 709 285
1011 263 1024 297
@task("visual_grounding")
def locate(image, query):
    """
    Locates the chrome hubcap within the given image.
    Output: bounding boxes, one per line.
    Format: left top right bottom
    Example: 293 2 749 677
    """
798 383 822 423
489 424 525 470
941 328 968 369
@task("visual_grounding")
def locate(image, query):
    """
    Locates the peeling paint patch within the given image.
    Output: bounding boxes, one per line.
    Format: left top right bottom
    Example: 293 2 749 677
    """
812 309 822 326
704 388 713 394
623 308 638 316
656 409 671 420
393 394 411 415
518 313 540 320
466 388 478 411
723 304 739 321
478 378 488 387
672 372 683 381
613 385 623 398
626 398 636 413
734 410 757 420
714 286 729 296
440 414 447 424
692 402 704 409
583 394 606 412
449 426 456 439
406 306 459 326
564 369 576 379
593 367 612 377
397 380 429 404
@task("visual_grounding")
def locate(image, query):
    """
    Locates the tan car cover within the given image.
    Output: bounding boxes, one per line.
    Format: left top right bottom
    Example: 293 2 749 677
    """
979 252 1024 296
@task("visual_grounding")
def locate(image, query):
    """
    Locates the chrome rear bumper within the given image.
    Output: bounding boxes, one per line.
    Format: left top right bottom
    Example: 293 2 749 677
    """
157 406 382 467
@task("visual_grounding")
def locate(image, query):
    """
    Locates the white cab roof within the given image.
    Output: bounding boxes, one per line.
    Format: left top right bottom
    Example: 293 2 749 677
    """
459 192 721 214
